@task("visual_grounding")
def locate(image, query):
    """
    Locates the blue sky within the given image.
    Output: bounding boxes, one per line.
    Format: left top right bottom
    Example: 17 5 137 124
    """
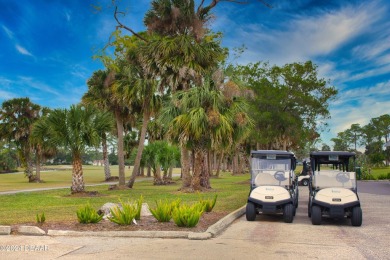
1 0 389 148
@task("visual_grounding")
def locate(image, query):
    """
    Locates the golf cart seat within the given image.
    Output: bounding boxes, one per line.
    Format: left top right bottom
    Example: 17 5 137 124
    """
254 171 290 186
313 170 355 189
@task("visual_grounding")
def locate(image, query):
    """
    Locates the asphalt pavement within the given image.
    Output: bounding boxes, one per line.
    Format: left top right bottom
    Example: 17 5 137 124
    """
0 181 389 260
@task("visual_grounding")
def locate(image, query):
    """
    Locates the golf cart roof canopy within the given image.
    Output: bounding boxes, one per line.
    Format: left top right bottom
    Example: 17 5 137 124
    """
251 150 295 159
310 151 355 164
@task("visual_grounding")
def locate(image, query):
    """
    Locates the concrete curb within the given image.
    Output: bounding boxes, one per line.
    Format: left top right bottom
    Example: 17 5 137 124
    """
3 206 246 240
0 225 11 235
48 230 190 239
18 226 46 236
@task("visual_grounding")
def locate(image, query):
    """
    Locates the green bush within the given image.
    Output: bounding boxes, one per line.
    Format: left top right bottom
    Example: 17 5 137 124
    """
76 204 103 224
199 194 217 212
150 199 180 222
172 203 204 227
377 173 390 180
108 201 138 225
134 195 144 221
36 212 46 224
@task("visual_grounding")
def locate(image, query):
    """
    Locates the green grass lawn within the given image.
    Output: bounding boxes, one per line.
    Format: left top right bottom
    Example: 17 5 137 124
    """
0 169 249 225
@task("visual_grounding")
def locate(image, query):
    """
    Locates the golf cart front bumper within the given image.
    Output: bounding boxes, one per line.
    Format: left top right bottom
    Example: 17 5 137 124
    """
312 199 360 218
248 197 293 213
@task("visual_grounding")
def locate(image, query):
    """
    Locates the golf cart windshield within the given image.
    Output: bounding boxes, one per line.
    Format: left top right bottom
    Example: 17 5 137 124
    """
313 170 357 189
251 158 292 186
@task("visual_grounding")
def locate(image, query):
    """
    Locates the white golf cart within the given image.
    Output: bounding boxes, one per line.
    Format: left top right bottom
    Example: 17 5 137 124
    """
246 150 298 223
308 151 362 226
297 158 311 186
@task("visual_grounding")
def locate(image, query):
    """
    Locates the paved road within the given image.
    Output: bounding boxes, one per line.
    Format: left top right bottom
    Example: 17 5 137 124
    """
1 181 389 260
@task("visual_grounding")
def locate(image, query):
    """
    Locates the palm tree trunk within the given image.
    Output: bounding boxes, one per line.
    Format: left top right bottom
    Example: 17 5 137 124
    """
191 148 203 191
200 151 211 189
154 166 163 185
147 166 151 177
71 153 85 193
102 133 111 181
215 151 224 177
128 111 150 188
233 152 239 175
180 145 191 189
35 145 41 182
115 112 125 186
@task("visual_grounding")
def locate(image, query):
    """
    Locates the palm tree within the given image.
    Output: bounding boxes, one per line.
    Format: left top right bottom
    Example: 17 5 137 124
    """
163 77 252 190
93 110 115 181
82 69 133 186
0 98 41 182
30 108 57 182
112 53 162 188
45 105 100 193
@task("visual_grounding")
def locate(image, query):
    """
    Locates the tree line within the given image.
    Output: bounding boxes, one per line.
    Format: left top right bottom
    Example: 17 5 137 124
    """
0 0 336 193
329 114 390 166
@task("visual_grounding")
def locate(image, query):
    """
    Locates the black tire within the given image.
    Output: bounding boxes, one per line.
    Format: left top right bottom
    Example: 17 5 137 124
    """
311 205 322 225
351 206 362 227
246 202 256 221
302 179 309 186
295 189 299 208
308 197 312 217
283 204 294 223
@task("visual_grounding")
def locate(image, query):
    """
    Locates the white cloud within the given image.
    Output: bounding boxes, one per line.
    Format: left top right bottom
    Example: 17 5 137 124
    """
15 44 33 56
1 25 14 39
18 77 60 96
321 80 390 145
64 11 71 22
232 2 384 66
0 90 15 100
347 63 390 81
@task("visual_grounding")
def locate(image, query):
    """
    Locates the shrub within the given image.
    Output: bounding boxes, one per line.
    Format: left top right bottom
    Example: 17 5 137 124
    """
199 194 218 213
108 201 138 225
76 204 103 224
377 173 390 180
150 199 180 222
36 212 46 224
134 195 144 221
172 203 204 227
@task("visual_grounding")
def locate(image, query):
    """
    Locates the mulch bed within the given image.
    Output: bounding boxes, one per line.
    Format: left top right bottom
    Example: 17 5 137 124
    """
10 211 228 235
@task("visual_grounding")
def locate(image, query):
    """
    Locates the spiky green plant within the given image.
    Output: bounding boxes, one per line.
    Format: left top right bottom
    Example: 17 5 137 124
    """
76 204 102 224
134 195 144 220
108 201 138 225
172 203 204 227
199 194 218 212
36 212 46 224
150 199 181 222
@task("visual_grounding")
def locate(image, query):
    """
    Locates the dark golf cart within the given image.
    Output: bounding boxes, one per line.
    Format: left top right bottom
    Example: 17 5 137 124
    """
246 150 298 223
308 151 362 226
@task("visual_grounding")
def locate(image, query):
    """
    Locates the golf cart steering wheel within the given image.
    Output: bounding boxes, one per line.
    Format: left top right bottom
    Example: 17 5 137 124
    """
336 172 350 183
274 171 287 182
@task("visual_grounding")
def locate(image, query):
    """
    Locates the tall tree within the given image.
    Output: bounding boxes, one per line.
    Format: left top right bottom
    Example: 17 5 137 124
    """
0 98 41 182
44 105 101 193
82 69 133 186
163 77 251 190
231 61 337 150
30 107 57 182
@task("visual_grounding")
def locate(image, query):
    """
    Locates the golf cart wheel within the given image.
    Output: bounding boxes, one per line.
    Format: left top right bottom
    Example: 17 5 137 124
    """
311 205 322 225
302 179 309 186
246 202 256 221
351 206 362 227
308 197 312 217
283 204 294 223
295 189 299 208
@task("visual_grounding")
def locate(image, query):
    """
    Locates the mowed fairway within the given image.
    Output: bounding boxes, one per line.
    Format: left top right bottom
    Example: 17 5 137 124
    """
0 165 134 192
0 168 249 225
